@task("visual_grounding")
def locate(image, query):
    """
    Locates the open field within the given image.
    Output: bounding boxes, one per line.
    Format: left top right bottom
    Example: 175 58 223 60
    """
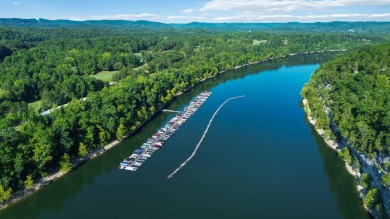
90 71 117 82
28 100 42 112
133 63 148 71
252 39 268 45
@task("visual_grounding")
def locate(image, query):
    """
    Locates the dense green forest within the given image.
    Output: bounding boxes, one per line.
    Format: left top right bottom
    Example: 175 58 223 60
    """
0 23 388 203
301 43 390 214
302 43 390 155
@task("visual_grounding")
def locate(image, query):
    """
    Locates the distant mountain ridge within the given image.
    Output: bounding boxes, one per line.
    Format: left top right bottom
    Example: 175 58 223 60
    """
0 18 170 29
1 18 390 33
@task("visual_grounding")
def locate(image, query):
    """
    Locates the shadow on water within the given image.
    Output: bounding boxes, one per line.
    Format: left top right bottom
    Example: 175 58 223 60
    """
0 52 342 219
304 116 372 219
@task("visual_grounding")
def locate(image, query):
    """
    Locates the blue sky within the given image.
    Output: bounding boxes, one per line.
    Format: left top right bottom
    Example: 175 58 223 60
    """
1 0 390 23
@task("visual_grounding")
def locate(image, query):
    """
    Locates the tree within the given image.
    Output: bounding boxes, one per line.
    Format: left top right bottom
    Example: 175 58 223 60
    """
363 188 379 207
78 143 88 157
116 123 126 140
24 175 34 189
0 185 12 203
59 153 72 172
360 173 371 189
384 161 390 171
338 147 352 164
382 173 390 187
98 128 109 146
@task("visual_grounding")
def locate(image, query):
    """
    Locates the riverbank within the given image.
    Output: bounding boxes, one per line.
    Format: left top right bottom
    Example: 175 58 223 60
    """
302 98 384 219
0 139 121 210
0 49 345 211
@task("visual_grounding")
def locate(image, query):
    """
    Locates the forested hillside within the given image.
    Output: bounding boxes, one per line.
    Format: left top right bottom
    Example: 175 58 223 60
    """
301 43 390 217
0 24 386 203
302 43 390 155
2 18 390 33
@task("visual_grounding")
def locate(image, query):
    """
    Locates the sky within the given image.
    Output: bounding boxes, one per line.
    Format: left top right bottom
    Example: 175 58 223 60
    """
1 0 390 23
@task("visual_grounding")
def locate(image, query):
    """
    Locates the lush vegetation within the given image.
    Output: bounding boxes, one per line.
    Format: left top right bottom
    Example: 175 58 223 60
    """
0 23 387 204
302 43 390 156
302 43 390 217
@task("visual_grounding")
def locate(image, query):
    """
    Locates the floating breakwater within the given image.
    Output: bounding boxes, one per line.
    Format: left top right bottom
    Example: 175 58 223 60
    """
167 95 245 179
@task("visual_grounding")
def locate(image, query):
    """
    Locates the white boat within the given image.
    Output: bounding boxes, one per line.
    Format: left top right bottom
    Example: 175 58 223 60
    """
129 154 139 159
133 162 143 167
139 156 148 160
124 166 138 171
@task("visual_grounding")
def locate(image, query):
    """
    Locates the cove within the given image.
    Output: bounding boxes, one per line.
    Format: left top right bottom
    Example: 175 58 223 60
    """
0 53 371 219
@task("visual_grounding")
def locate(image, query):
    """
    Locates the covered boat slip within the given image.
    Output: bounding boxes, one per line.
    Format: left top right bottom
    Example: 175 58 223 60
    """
118 91 212 172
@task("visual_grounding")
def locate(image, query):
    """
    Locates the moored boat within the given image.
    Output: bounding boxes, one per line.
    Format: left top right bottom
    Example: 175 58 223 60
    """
118 91 212 172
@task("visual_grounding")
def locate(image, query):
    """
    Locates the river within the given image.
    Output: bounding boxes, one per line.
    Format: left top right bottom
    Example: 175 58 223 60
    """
0 53 371 219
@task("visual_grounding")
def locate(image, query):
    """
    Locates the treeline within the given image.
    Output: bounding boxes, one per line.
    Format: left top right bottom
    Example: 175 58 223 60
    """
0 26 131 58
0 26 386 203
2 19 390 34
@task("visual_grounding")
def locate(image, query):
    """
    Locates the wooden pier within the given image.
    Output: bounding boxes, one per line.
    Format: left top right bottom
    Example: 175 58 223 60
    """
167 95 245 179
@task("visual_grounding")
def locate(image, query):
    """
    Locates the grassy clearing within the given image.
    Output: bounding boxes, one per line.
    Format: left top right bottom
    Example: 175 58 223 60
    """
90 71 117 82
252 39 268 45
28 100 42 112
133 63 147 71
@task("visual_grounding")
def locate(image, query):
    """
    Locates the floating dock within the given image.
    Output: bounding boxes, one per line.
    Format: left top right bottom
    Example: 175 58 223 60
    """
118 91 212 172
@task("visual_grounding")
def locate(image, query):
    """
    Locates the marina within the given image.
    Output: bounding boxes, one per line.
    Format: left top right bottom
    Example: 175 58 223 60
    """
118 91 212 172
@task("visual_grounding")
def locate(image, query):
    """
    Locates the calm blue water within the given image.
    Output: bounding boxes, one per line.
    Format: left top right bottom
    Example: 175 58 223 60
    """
0 54 370 219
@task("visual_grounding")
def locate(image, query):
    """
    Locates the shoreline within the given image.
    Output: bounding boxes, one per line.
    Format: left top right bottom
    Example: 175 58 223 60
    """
302 98 379 218
0 49 345 211
302 99 362 178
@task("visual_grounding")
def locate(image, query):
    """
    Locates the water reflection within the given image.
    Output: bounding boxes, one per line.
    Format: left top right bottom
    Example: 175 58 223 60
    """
305 117 371 219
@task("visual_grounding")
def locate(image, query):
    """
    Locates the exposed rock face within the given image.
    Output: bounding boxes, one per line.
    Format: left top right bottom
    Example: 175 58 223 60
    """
356 153 390 217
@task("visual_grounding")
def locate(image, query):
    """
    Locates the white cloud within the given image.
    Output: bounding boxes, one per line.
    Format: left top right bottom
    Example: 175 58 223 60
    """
167 15 207 22
89 13 161 21
58 16 86 21
200 0 390 12
214 13 390 22
13 1 21 5
194 0 390 22
182 8 197 14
